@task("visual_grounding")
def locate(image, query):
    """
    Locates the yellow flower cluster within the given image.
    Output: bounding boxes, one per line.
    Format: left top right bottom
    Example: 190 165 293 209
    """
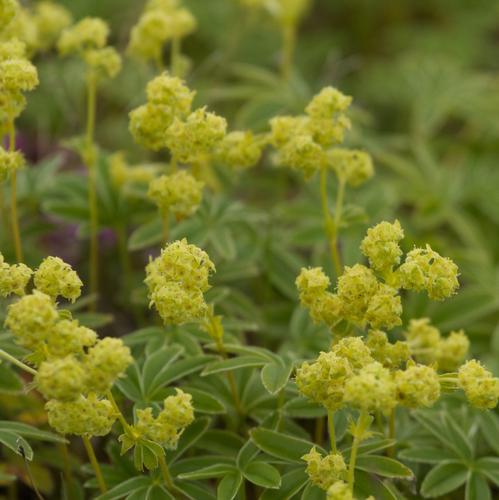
148 170 204 218
128 0 196 65
0 146 24 180
215 131 262 170
326 481 354 500
0 252 32 297
33 256 83 303
297 221 460 333
1 0 72 53
129 72 195 151
302 447 346 490
269 87 368 181
405 318 469 371
296 335 441 415
134 389 194 449
458 360 499 410
33 2 73 52
58 17 121 81
4 267 133 436
145 239 215 325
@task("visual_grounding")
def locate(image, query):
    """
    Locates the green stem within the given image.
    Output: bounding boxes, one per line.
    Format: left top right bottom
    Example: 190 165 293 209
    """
319 167 342 276
162 208 170 246
159 454 176 493
106 390 134 437
59 441 74 493
387 409 395 458
347 410 370 493
327 410 337 453
171 37 181 76
8 121 22 262
82 436 107 493
314 416 324 446
86 72 98 311
0 349 37 375
280 24 295 80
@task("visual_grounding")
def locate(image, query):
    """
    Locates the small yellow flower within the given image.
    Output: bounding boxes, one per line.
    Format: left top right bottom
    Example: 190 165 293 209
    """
365 330 409 369
458 360 499 410
46 319 97 358
328 148 374 187
84 47 122 79
36 357 86 402
302 447 346 491
327 481 353 500
33 2 73 51
46 394 116 436
0 58 38 92
34 256 83 303
395 363 440 408
0 253 32 296
57 17 109 55
216 131 262 170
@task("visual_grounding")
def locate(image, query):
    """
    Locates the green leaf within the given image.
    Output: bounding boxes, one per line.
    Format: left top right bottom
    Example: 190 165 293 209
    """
243 461 281 489
260 468 308 500
202 356 266 376
343 439 397 457
399 446 458 464
209 228 237 260
128 218 162 251
465 472 491 500
260 360 293 395
475 457 499 487
183 387 225 414
217 471 242 500
0 471 16 482
0 430 33 460
141 345 184 398
355 455 414 479
301 483 326 500
354 470 398 500
96 476 151 500
0 421 67 443
196 430 245 457
149 355 216 397
479 412 499 455
206 344 277 363
420 461 468 498
170 416 211 463
178 464 237 480
283 397 327 419
250 428 325 463
236 440 259 470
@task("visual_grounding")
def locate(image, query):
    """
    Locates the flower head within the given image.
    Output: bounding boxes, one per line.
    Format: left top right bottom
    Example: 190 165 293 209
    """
216 131 262 170
34 256 83 303
57 17 109 55
458 360 499 410
328 148 374 187
302 447 346 491
395 363 440 408
0 253 32 297
36 357 86 401
33 2 73 51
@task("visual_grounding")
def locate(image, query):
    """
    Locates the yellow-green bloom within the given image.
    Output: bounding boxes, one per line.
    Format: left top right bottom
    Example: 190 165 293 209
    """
33 1 73 51
269 115 308 147
0 0 18 28
405 317 441 365
364 284 402 330
343 361 397 414
109 153 156 188
302 447 346 491
46 394 116 436
397 245 459 300
0 39 26 61
276 134 327 179
165 107 227 163
0 253 32 297
46 319 97 358
327 481 353 500
84 47 122 79
146 73 194 113
328 148 374 187
57 17 109 55
296 351 351 411
148 170 204 219
5 291 58 350
360 220 404 273
84 338 133 394
0 58 38 92
436 330 469 372
216 131 262 170
365 330 409 369
332 337 373 370
458 360 499 410
36 357 86 402
34 256 83 303
135 389 194 449
395 363 440 408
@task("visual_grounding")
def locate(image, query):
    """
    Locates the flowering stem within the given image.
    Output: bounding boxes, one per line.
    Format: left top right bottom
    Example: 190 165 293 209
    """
171 37 181 77
347 410 370 493
86 72 99 311
314 416 324 446
106 390 134 437
159 454 176 493
82 436 107 493
59 441 75 494
162 208 170 245
281 24 295 80
327 410 337 453
0 349 37 376
7 120 22 262
320 167 342 276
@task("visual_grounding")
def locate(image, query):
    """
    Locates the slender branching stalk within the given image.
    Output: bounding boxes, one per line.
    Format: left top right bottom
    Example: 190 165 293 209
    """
0 348 37 376
82 436 107 493
327 410 337 453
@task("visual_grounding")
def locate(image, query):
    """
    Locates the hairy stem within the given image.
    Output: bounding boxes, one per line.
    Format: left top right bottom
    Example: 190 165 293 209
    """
82 436 107 493
327 410 337 453
106 390 133 437
86 73 99 311
0 349 37 375
320 167 342 276
347 410 370 493
159 454 176 492
8 121 22 262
